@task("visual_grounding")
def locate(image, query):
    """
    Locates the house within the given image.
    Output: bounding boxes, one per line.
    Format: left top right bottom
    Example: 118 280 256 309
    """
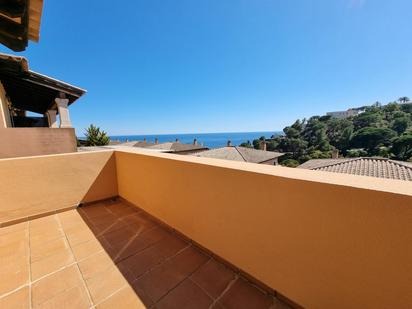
326 108 362 119
0 53 86 158
1 2 412 308
145 139 209 154
193 142 284 165
298 157 412 181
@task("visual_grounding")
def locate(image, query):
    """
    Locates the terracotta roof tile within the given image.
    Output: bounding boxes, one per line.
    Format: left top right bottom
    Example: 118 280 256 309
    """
298 157 412 181
194 147 284 163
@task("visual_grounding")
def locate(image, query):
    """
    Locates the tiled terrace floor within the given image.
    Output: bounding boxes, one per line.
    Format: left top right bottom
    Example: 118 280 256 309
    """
0 200 290 309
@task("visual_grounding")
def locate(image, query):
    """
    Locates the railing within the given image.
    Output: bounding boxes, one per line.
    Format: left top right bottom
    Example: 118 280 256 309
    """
0 149 411 308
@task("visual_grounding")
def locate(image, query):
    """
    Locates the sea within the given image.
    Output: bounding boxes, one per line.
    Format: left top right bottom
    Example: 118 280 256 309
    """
109 131 282 149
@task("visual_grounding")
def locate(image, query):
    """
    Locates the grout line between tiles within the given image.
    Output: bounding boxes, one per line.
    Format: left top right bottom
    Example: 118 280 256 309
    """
209 274 239 309
90 283 129 308
152 251 211 306
28 220 32 309
189 277 216 302
57 214 95 308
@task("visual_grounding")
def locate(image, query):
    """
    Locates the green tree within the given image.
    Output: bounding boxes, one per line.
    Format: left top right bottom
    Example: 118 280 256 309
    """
398 97 410 104
400 103 412 114
391 133 412 160
351 127 396 153
84 124 110 146
391 116 411 135
239 140 253 148
353 112 384 130
252 136 266 149
346 149 368 157
280 159 300 168
326 118 354 152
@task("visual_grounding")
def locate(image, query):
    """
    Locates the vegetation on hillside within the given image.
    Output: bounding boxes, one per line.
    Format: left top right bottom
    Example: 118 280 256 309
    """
84 124 110 146
241 99 412 166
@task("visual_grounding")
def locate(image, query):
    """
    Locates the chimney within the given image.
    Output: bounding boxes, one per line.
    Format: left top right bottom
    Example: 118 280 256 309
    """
155 138 158 144
143 138 146 144
193 138 197 145
175 138 179 143
227 140 232 147
262 142 267 151
332 149 339 159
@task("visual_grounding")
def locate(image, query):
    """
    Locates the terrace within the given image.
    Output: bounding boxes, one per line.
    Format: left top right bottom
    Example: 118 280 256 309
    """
0 149 411 308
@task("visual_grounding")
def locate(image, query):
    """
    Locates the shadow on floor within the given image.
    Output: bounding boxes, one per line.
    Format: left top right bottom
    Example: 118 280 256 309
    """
78 199 291 309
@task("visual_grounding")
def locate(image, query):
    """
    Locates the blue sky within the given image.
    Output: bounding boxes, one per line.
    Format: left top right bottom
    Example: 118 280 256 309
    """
1 0 411 135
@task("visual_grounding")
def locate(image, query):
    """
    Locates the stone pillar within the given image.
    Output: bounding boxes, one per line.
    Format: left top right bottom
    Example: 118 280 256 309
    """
46 109 58 128
55 98 71 128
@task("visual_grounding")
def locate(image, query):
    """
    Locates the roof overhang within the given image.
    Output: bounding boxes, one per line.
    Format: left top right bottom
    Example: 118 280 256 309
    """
0 53 86 114
0 0 43 51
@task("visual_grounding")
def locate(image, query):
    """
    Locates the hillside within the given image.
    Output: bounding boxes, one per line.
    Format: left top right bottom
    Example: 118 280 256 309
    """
242 100 412 167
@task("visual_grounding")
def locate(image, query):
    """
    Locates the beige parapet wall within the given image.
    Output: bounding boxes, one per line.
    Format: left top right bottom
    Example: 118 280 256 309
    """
0 148 411 308
0 151 118 225
115 150 412 309
0 127 77 159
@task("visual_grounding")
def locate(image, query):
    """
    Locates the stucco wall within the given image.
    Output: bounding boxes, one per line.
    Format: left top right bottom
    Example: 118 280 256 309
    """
0 151 118 225
115 150 412 309
0 127 77 158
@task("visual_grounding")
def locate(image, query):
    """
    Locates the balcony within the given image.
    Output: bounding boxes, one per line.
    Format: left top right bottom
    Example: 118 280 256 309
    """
0 149 411 308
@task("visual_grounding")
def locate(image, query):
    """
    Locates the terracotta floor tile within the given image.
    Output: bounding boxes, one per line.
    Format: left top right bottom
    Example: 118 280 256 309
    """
65 227 95 247
0 255 29 295
115 260 136 283
31 265 84 306
89 218 127 237
121 234 188 279
0 222 27 236
219 278 273 309
0 239 28 265
96 286 145 309
78 251 115 280
61 220 91 236
58 214 89 231
272 297 292 309
71 238 105 261
34 285 91 309
210 301 225 309
57 209 79 220
0 286 29 309
1 202 284 309
100 225 138 249
31 247 75 280
29 228 64 247
157 279 213 309
79 205 112 219
109 226 171 262
121 213 156 232
85 212 117 227
30 237 70 262
135 246 209 302
0 229 28 247
130 280 154 307
29 215 58 228
106 204 140 217
191 259 236 299
85 265 127 304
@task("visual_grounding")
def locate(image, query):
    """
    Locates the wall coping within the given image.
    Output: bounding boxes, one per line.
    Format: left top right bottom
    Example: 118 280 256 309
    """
1 148 410 197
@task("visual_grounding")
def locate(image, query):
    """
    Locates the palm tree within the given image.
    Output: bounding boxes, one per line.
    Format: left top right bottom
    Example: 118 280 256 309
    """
398 97 410 104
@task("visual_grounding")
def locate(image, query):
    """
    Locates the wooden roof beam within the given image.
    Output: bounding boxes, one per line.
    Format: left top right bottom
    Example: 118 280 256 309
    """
0 0 26 18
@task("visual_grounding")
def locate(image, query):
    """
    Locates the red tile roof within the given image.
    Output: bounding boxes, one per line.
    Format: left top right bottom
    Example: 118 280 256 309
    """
298 157 412 181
